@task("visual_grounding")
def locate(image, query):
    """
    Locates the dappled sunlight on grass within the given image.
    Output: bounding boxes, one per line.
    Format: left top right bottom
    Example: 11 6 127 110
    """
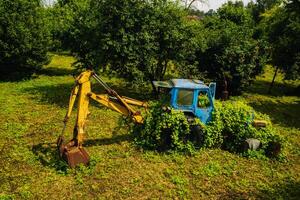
0 55 299 199
247 65 300 97
38 53 76 77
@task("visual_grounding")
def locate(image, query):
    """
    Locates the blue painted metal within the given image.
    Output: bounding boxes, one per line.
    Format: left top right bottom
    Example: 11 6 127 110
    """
153 79 216 124
208 82 216 100
171 79 208 89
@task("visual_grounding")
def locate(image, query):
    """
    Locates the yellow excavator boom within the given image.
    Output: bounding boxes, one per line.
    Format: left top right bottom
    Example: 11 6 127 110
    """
57 70 147 168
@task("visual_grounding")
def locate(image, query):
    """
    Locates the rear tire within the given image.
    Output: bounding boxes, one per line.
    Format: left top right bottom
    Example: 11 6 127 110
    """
190 125 204 148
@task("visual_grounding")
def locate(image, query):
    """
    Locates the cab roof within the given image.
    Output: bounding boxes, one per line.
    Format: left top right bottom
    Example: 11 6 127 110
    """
153 79 209 89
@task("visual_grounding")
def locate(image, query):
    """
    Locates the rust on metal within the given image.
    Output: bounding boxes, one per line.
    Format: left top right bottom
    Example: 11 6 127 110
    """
57 137 90 168
61 146 90 168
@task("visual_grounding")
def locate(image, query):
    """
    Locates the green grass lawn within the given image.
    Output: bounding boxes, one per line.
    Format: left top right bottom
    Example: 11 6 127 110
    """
0 54 299 199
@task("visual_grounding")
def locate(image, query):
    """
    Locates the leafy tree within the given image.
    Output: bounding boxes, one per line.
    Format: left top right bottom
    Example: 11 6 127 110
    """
195 1 269 95
247 0 282 23
177 20 207 80
187 8 205 18
45 0 89 51
69 0 202 91
0 0 50 80
260 0 300 91
218 0 252 26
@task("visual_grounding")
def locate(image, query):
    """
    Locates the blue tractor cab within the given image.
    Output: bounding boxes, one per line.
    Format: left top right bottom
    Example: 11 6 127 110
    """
153 79 216 124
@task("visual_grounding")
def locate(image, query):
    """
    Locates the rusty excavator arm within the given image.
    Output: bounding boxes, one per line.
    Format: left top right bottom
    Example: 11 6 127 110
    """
57 70 147 168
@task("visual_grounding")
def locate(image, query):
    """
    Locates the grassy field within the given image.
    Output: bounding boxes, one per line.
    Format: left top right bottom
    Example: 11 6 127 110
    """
0 54 299 199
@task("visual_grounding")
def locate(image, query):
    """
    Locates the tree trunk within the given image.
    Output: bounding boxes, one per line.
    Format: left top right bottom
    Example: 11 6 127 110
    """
150 79 158 98
268 66 279 94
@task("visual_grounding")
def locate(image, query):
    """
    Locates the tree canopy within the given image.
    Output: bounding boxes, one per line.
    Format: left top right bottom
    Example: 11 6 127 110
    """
67 0 206 91
0 0 50 80
1 0 299 96
260 0 300 80
194 1 269 94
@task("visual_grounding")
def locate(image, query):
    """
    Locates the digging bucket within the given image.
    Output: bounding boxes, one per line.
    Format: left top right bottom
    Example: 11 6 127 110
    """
57 136 90 168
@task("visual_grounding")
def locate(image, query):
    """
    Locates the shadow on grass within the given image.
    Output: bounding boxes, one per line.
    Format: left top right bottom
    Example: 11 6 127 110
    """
247 79 300 97
85 134 131 147
0 69 37 82
32 142 69 172
248 99 300 129
32 133 131 172
38 67 75 77
22 83 74 107
259 179 300 200
223 179 300 200
0 65 74 82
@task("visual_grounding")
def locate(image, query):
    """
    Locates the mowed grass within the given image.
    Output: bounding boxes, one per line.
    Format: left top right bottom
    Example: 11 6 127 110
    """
0 54 299 199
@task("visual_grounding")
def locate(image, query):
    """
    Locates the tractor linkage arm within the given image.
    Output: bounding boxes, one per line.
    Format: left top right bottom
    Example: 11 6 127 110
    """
57 70 147 168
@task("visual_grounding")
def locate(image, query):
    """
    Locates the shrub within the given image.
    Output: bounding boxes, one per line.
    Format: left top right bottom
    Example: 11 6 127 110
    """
131 102 195 153
214 101 283 158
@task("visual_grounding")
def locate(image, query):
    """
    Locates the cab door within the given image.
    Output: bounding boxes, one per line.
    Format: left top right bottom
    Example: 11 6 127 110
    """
194 89 213 124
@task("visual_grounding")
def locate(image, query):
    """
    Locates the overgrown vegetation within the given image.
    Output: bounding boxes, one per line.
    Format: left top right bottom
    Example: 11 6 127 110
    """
132 100 284 160
213 101 283 159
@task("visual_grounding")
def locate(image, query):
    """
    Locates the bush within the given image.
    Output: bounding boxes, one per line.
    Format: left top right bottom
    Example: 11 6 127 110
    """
212 101 283 158
131 102 195 153
0 0 50 80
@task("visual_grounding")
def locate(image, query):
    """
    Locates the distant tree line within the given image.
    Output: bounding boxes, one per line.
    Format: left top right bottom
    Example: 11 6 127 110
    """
0 0 299 95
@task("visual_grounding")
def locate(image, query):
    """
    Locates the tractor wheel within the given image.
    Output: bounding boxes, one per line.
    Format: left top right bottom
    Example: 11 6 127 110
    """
266 141 281 158
189 125 204 148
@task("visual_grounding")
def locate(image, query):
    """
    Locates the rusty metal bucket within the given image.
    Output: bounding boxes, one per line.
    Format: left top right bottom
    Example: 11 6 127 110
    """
57 136 90 168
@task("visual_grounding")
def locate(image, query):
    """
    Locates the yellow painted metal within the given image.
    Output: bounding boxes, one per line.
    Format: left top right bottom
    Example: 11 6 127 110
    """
88 93 143 123
63 70 145 146
64 84 79 123
89 93 131 116
75 75 91 146
64 70 93 123
122 96 148 108
253 119 267 127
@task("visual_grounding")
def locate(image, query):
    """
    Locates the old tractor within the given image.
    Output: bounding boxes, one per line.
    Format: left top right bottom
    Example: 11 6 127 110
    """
153 79 216 124
57 70 217 167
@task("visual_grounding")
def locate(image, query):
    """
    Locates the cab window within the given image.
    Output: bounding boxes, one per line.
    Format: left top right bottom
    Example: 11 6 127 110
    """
177 89 193 106
197 91 210 108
